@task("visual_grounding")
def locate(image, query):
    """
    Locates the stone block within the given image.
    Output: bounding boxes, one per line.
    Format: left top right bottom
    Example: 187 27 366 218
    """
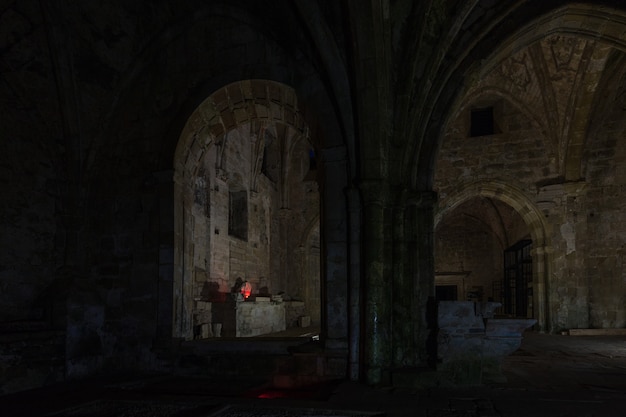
484 318 536 337
438 301 485 333
195 300 209 310
438 333 484 362
298 316 311 327
235 302 285 336
477 302 502 318
437 301 535 380
201 323 210 338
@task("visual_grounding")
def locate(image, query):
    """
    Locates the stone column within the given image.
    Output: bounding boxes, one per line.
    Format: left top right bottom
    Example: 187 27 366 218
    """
173 171 195 340
536 180 588 332
390 189 430 368
346 186 362 381
390 190 437 369
155 170 175 346
391 189 409 367
277 208 292 296
412 191 437 367
320 146 349 352
531 244 551 333
360 179 393 385
563 182 589 330
293 246 307 309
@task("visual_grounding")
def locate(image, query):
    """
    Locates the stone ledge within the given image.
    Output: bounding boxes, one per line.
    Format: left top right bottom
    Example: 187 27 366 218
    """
568 328 626 336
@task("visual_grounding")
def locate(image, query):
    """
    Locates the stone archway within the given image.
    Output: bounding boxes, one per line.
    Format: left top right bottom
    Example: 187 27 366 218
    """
173 80 321 340
435 180 552 332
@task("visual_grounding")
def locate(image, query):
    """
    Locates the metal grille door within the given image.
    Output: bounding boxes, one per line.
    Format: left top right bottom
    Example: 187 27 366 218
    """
503 239 533 317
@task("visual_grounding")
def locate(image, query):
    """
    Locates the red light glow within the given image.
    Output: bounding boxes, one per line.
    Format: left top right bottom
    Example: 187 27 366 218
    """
257 390 289 399
241 281 252 299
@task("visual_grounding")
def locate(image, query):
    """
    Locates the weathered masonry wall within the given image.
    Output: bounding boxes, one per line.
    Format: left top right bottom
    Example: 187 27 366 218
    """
435 215 504 302
583 65 626 329
183 120 321 338
435 37 626 332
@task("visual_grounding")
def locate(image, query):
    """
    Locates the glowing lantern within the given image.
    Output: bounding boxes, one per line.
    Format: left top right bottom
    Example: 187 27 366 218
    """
240 281 252 299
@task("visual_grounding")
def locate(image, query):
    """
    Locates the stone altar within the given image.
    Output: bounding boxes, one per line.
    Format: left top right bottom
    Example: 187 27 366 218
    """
212 298 286 337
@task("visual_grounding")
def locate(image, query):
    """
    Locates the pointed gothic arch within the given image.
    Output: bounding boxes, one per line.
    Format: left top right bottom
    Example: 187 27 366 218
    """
435 180 552 332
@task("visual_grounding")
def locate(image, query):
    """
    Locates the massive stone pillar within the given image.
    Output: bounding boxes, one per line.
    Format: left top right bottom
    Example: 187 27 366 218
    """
173 172 194 340
536 181 588 332
155 170 175 346
360 179 393 385
360 182 437 384
346 186 362 381
360 181 436 384
321 146 349 352
391 190 437 368
391 190 412 367
531 244 552 333
412 191 437 367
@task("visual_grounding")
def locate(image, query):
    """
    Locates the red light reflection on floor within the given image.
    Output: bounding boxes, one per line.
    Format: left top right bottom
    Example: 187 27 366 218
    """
253 388 326 400
256 390 290 399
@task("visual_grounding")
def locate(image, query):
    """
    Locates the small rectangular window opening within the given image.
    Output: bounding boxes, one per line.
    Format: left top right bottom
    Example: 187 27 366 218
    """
228 190 248 241
470 107 494 137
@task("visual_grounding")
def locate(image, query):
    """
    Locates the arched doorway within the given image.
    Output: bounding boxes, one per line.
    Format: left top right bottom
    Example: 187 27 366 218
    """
435 181 551 332
173 80 321 340
434 196 529 308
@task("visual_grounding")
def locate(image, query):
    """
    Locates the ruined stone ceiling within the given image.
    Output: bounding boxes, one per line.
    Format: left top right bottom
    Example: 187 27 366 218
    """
459 34 619 182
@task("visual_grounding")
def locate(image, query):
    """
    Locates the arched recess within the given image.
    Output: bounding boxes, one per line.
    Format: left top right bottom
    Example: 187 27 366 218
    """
435 180 552 332
173 80 322 340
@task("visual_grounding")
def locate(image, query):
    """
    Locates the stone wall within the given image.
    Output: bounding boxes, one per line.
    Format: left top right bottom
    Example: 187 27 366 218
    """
435 40 626 331
178 121 321 337
0 323 65 395
67 171 171 378
435 215 504 302
582 68 626 329
0 3 65 325
436 99 554 195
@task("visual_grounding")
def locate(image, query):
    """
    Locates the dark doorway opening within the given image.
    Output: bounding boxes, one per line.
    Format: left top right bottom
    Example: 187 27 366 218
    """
436 285 458 301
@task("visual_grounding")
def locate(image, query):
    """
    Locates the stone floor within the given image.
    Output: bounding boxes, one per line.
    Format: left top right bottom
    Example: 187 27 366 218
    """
254 326 321 338
2 332 626 416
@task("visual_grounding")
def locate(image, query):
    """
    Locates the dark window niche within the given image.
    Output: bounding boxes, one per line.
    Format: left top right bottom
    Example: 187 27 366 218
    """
470 107 495 137
228 190 248 241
